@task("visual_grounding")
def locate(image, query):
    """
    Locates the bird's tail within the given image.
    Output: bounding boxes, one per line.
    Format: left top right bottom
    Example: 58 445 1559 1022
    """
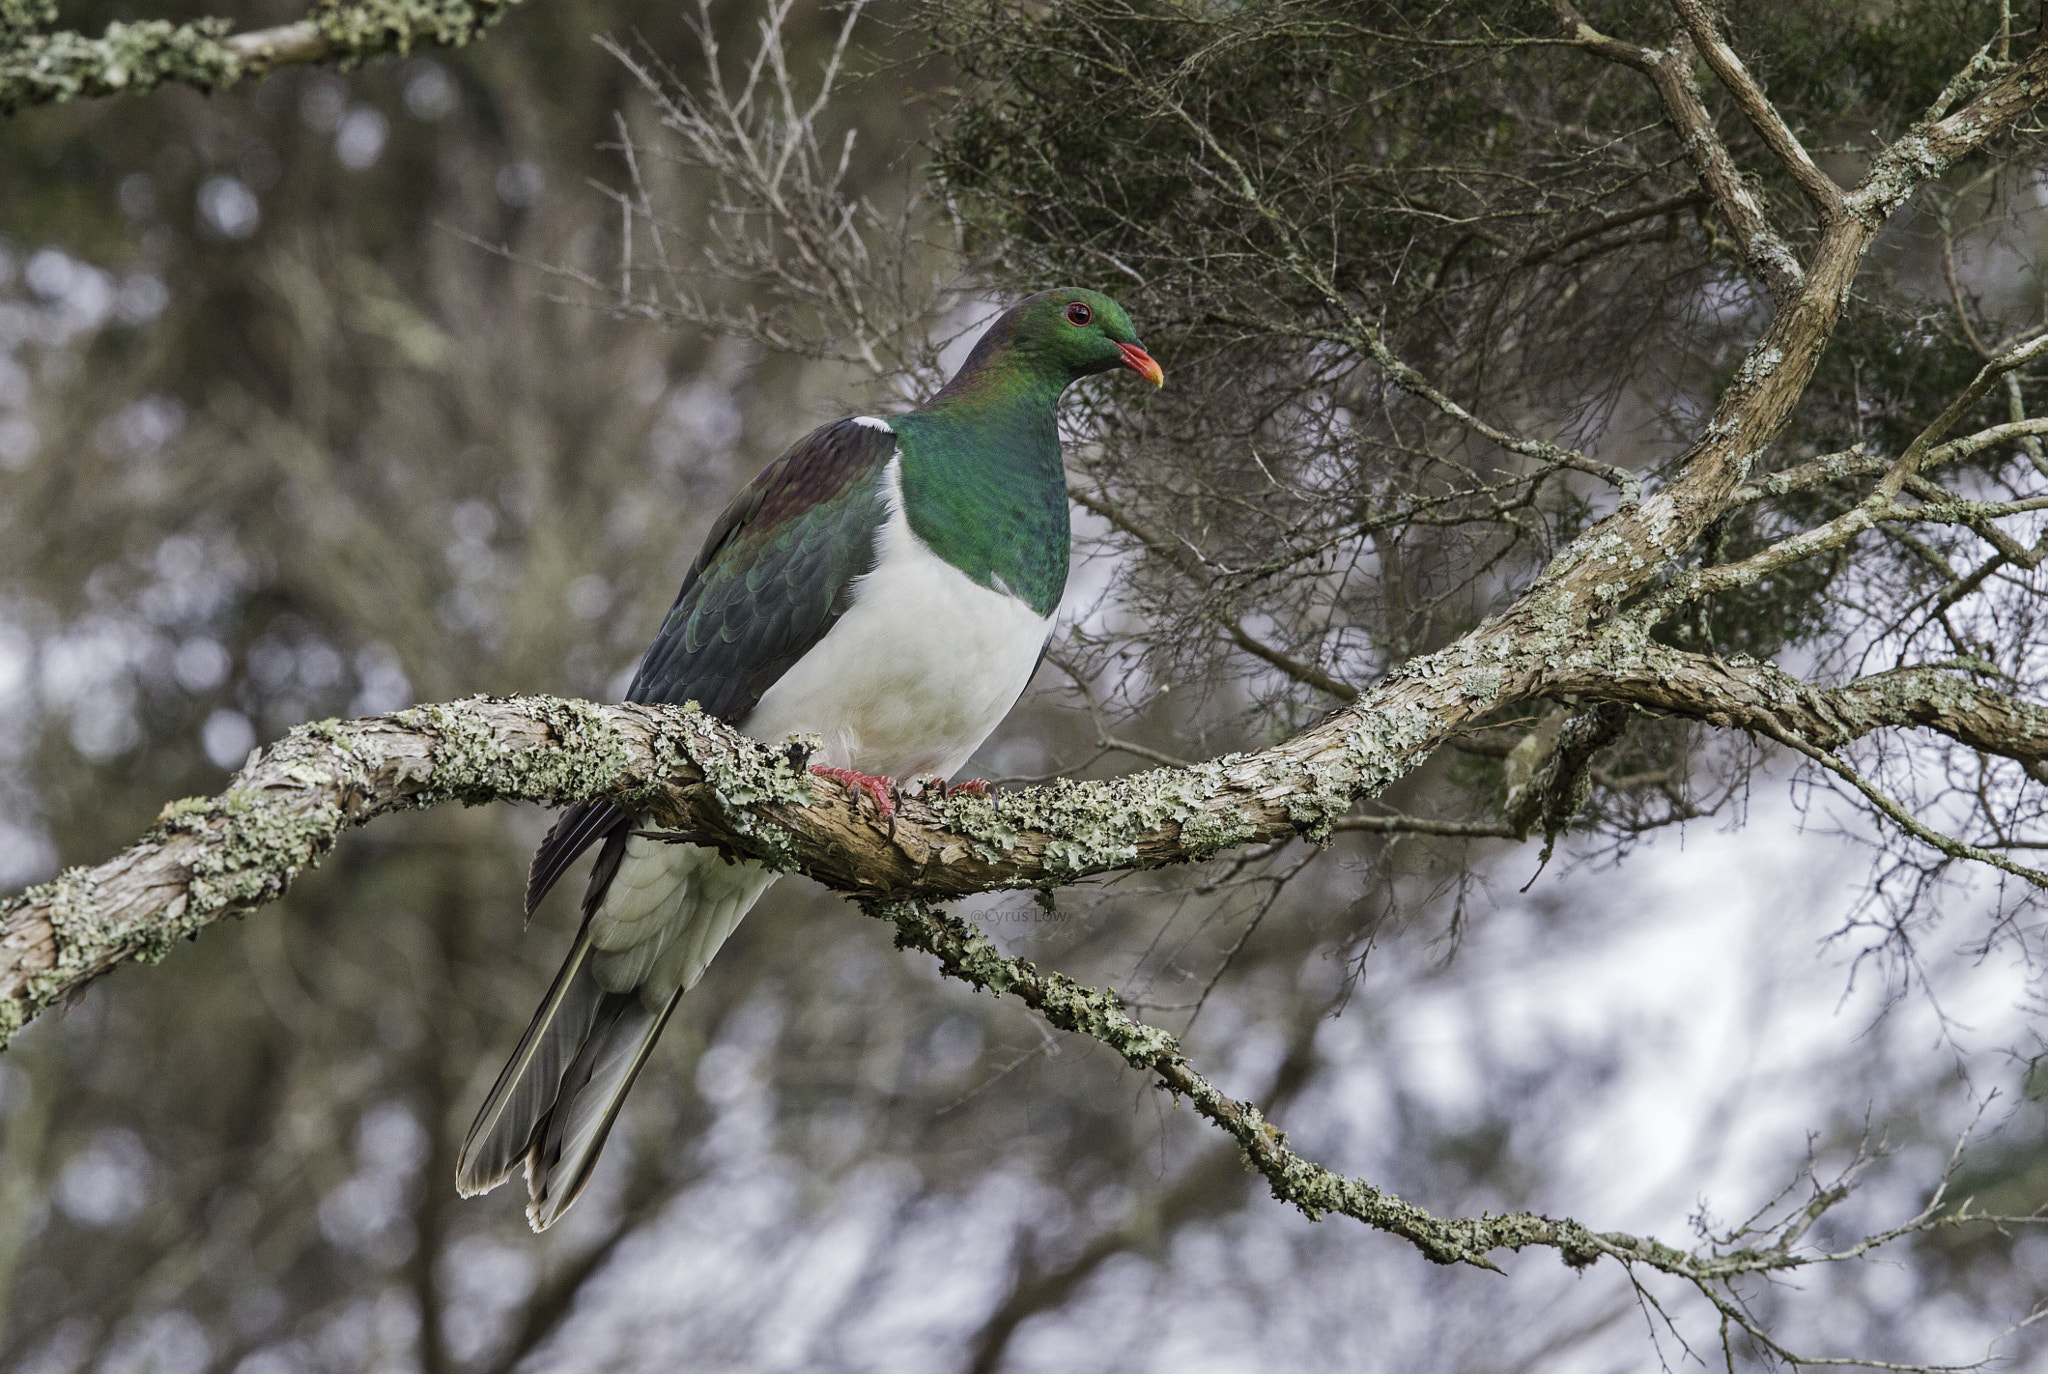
455 929 682 1229
458 827 775 1230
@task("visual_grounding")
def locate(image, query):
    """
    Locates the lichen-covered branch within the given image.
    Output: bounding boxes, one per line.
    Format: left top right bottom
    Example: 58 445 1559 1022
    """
11 619 2048 1047
0 669 1489 1047
1729 418 2048 508
870 896 2046 1354
0 0 526 115
1545 642 2048 769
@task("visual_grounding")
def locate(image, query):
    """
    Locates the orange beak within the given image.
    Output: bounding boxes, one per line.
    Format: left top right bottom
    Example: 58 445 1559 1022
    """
1118 342 1165 387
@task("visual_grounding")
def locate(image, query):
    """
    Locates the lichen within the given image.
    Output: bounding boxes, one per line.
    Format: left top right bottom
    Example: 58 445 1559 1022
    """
175 789 341 929
1733 346 1783 388
399 695 635 808
0 866 98 1041
934 753 1260 878
0 10 240 114
154 796 214 825
1 0 527 113
0 683 1477 1047
313 0 512 67
657 711 817 869
874 899 1178 1066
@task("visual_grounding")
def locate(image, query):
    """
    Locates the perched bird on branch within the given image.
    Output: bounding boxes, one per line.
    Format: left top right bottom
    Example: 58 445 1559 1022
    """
455 288 1163 1228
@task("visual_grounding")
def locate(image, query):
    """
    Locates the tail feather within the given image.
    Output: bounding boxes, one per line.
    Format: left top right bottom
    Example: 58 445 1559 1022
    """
455 930 606 1199
458 831 772 1230
454 933 682 1226
525 986 684 1230
457 829 628 1200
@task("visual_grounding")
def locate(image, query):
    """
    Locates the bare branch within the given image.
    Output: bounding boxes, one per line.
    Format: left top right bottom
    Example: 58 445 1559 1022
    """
547 1 966 392
1774 730 2048 887
1669 0 1845 218
1690 332 2048 595
1552 2 1806 302
1067 482 1361 700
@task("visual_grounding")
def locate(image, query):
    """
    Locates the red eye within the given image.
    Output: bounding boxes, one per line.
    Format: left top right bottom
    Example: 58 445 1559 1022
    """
1064 302 1093 326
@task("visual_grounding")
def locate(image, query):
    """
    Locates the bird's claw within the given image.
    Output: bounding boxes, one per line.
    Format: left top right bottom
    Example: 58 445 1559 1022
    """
810 765 898 818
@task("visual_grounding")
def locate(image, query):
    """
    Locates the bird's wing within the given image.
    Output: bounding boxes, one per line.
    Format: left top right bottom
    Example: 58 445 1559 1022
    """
625 417 898 716
525 417 897 916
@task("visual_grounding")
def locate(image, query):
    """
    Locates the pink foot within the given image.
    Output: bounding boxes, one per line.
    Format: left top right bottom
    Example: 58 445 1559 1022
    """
810 765 898 817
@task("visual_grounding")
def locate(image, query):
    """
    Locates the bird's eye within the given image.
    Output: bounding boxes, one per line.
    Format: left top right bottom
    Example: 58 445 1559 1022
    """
1064 302 1093 326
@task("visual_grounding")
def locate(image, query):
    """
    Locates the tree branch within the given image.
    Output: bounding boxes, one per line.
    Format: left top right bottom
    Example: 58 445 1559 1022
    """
0 684 1495 1045
1848 38 2048 222
1553 2 1806 302
1504 701 1633 847
16 628 2043 1049
1669 0 1845 219
869 896 2047 1333
1546 643 2048 771
1 0 526 115
1729 418 2048 508
3 45 2044 1343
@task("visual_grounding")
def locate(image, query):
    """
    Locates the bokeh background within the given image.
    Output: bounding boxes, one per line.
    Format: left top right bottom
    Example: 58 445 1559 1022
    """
1 1 2045 1370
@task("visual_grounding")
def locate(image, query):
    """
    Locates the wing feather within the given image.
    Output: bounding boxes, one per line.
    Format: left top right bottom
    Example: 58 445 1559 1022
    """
522 417 895 916
526 799 630 919
629 416 895 715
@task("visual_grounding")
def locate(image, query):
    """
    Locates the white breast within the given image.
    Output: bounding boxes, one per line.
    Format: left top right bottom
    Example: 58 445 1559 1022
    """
741 452 1055 781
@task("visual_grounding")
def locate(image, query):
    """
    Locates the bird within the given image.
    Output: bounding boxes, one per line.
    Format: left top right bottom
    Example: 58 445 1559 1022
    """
455 287 1163 1229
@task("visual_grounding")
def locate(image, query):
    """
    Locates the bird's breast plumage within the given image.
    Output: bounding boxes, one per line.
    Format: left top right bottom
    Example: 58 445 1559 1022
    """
741 452 1056 780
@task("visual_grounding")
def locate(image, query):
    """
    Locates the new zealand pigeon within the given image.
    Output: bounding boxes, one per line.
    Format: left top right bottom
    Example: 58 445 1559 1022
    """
455 288 1163 1228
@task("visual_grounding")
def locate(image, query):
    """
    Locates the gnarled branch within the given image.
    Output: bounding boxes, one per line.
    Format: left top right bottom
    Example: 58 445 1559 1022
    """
13 623 2048 1045
1547 644 2048 770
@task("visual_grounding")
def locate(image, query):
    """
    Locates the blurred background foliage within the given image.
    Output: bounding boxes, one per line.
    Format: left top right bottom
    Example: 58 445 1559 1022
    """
0 0 2045 1371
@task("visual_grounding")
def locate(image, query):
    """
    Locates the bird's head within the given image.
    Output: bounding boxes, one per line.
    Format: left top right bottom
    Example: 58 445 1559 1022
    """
1021 287 1163 387
966 287 1164 391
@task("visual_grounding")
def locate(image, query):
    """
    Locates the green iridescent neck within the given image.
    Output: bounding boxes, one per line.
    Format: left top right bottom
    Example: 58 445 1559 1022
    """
889 365 1071 617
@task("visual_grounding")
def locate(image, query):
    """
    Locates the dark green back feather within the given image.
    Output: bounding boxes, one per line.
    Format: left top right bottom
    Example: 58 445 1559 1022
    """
526 418 893 914
626 417 896 718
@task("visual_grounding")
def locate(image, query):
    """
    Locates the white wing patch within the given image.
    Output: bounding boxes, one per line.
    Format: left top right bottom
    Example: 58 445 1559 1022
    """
852 415 895 433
